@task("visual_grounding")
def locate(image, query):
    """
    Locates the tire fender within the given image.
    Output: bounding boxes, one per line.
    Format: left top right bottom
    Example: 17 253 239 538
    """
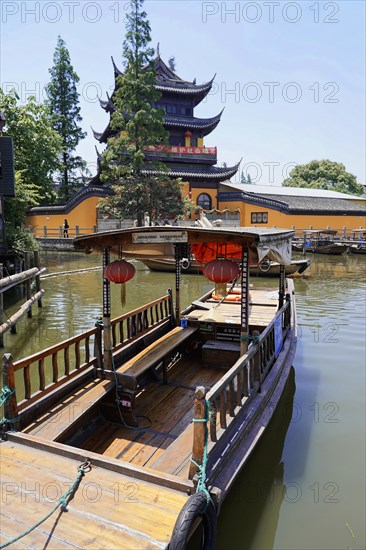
169 492 217 550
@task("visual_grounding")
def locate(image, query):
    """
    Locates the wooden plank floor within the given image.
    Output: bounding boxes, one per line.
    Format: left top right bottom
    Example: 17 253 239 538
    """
79 358 223 477
0 439 189 549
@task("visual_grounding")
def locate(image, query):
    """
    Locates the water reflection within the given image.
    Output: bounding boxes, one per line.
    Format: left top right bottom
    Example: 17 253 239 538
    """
215 368 296 550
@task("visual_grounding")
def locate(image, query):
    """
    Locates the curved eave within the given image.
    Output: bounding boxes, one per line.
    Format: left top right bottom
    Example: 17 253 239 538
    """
92 125 114 144
164 110 223 133
156 78 214 96
142 162 240 181
27 186 112 216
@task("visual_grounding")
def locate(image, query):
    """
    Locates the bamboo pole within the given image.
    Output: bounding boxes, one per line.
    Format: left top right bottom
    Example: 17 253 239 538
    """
0 267 39 290
0 290 45 335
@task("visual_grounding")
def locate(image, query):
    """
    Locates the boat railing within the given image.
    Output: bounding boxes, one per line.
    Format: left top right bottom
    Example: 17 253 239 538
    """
2 294 173 426
189 297 292 482
110 294 173 352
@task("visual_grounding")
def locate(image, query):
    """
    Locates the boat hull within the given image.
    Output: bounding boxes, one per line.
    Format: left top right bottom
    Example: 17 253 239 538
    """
141 258 310 276
348 245 366 255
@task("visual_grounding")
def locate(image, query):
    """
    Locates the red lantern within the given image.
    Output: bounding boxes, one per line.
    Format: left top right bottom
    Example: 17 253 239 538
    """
104 260 135 283
203 259 240 283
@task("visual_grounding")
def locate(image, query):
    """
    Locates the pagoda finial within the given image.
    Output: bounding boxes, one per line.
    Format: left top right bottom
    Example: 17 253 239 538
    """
157 42 160 56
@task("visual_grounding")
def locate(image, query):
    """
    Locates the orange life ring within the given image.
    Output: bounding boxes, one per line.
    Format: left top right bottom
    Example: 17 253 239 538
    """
211 291 252 302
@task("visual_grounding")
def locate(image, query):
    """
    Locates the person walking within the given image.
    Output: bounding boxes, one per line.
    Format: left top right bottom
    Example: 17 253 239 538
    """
63 219 69 238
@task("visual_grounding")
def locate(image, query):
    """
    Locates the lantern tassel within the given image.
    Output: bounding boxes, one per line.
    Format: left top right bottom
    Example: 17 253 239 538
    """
120 282 126 307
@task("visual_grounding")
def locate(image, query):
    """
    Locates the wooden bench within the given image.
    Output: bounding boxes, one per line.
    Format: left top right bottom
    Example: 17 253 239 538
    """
25 326 197 439
114 326 197 425
25 378 114 442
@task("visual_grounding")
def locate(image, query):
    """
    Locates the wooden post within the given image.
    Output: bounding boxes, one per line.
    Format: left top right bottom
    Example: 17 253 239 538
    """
43 226 47 238
94 319 103 373
240 244 250 356
278 264 285 310
2 353 18 425
59 226 63 238
24 252 32 318
189 386 207 481
34 251 42 307
0 264 3 348
102 248 112 370
76 225 80 236
175 245 181 326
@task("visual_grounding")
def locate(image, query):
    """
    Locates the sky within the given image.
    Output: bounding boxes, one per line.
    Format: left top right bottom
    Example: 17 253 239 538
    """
1 0 365 186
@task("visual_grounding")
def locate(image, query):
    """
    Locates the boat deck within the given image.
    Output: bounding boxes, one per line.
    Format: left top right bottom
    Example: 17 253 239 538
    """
0 436 189 549
73 358 224 478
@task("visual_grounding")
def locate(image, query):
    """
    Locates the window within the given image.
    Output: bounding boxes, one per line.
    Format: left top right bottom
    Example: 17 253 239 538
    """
180 106 191 116
197 193 212 210
251 211 268 224
166 104 177 114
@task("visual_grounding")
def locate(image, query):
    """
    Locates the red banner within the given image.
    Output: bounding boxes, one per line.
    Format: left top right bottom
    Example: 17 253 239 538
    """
146 145 217 155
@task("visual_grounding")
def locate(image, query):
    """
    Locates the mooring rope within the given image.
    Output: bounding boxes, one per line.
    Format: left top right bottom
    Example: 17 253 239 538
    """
191 399 211 504
0 386 17 434
0 460 91 549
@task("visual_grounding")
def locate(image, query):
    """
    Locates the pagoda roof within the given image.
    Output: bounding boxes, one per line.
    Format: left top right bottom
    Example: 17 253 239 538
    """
92 108 223 143
111 55 215 106
164 110 223 134
142 161 240 181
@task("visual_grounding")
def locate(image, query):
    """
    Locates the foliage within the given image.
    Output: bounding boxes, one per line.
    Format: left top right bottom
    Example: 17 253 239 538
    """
45 36 87 201
100 0 186 225
241 171 253 184
4 172 40 253
0 89 62 204
282 160 363 196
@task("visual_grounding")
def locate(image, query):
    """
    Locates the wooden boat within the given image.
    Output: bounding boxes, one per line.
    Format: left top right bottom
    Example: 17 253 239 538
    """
142 257 310 277
296 230 348 255
1 226 297 549
347 229 366 254
348 244 366 255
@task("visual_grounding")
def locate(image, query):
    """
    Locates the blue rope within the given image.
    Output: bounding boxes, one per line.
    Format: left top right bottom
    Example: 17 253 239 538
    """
191 399 211 503
0 386 15 407
0 460 91 549
240 334 260 342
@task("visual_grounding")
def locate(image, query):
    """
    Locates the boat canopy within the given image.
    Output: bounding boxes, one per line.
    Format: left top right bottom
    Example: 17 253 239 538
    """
74 226 294 265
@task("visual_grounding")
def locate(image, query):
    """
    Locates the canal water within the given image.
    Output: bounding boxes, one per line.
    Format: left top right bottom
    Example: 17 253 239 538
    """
1 251 365 550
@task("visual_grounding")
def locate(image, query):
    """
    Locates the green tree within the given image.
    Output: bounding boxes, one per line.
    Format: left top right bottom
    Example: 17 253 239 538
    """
100 0 188 225
0 89 62 252
45 36 86 201
0 90 62 203
283 160 363 196
240 171 247 184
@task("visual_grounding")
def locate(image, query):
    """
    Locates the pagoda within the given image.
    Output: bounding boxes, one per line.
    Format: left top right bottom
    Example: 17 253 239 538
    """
91 55 239 205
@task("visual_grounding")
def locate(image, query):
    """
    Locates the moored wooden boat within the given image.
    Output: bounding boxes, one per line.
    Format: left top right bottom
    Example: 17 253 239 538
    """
1 226 297 549
296 230 347 255
348 244 366 255
141 257 310 277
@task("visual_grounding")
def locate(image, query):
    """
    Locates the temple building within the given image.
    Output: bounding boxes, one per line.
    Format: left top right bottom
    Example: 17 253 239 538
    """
25 55 365 237
90 55 240 209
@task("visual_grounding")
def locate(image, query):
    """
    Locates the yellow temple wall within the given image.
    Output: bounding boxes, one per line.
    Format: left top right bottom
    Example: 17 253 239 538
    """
218 200 366 234
26 196 100 237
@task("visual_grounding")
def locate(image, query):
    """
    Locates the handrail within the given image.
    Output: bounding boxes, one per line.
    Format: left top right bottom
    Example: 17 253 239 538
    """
189 299 292 480
2 294 173 418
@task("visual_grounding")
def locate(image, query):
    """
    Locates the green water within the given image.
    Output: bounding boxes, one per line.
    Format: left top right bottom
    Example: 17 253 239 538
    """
1 251 365 550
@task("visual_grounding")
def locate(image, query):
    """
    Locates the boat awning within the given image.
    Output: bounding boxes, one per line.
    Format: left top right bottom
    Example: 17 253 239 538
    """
74 226 294 265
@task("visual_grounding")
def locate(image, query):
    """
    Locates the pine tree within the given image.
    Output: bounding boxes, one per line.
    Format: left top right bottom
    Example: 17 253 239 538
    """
45 36 86 201
240 171 247 184
100 0 188 226
247 173 253 184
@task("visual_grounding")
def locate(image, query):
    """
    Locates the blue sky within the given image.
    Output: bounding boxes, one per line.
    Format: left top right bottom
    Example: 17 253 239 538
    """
1 0 365 185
